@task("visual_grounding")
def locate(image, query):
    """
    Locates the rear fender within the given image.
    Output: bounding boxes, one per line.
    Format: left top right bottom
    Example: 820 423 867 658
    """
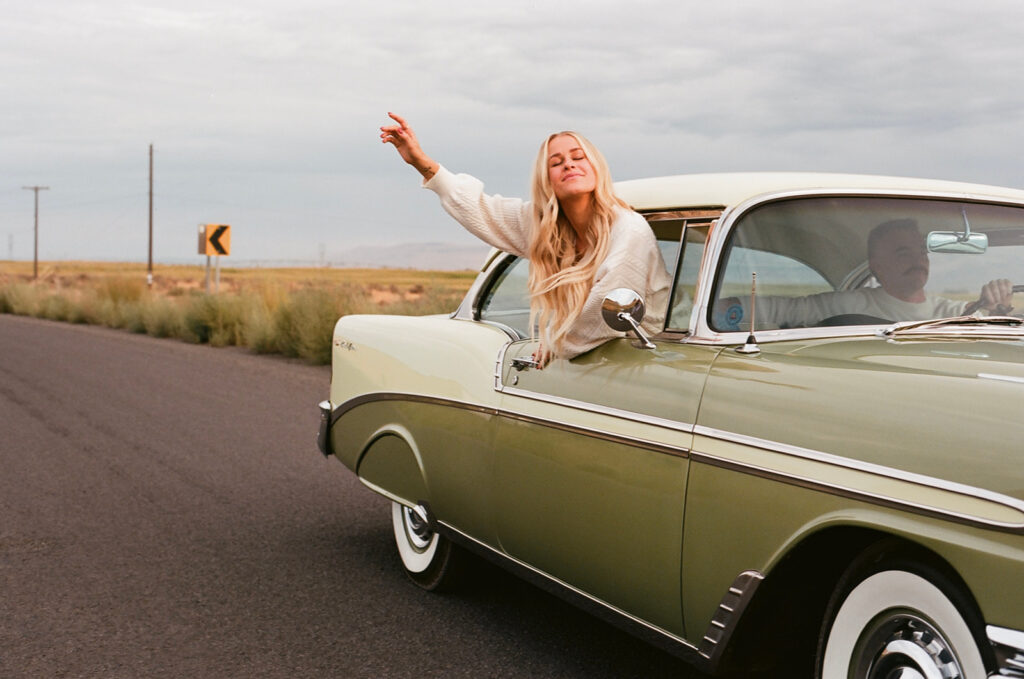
356 424 427 507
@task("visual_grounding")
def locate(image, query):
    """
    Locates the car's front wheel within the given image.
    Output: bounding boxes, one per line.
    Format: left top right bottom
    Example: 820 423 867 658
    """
391 502 461 591
817 568 987 678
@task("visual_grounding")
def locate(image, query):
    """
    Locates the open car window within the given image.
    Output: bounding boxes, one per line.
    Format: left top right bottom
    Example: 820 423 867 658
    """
477 220 693 339
710 197 1024 332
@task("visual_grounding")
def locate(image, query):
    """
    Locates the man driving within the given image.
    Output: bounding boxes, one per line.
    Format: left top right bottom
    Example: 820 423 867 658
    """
715 219 1013 331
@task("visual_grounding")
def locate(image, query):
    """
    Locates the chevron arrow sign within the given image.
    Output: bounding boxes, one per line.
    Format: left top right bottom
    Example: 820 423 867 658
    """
199 224 231 256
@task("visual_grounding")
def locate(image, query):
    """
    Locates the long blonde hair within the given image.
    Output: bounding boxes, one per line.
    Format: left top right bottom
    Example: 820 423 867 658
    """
528 131 629 355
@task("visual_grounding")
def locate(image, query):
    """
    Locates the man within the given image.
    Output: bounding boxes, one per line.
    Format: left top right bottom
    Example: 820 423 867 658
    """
715 219 1013 331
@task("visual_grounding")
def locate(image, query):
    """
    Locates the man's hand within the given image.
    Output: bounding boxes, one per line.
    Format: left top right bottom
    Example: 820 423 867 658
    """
976 278 1014 314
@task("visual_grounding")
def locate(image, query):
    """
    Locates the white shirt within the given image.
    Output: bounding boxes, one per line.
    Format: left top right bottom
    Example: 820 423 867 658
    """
424 166 671 358
725 286 968 330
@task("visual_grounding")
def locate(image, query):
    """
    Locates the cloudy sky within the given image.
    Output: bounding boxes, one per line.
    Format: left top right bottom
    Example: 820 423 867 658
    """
2 0 1024 267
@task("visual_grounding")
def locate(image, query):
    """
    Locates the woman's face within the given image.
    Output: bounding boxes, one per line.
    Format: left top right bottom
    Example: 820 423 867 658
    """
547 134 596 201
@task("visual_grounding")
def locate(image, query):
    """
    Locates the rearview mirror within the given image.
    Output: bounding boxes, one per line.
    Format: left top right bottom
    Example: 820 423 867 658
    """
927 231 988 254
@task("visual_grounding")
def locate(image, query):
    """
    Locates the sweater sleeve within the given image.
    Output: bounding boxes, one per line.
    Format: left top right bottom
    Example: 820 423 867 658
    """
423 166 532 258
558 210 672 358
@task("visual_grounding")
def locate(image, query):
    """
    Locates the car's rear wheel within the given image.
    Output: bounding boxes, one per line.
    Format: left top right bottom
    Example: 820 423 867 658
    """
391 502 460 591
817 568 986 678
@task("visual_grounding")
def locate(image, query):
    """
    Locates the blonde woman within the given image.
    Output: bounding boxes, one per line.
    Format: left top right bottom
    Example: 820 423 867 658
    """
380 112 670 364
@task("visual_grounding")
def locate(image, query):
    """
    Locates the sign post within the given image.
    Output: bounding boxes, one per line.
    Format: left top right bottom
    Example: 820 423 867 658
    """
198 224 231 293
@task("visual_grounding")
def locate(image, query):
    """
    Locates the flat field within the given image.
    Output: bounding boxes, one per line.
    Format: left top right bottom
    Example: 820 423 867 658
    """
0 261 479 363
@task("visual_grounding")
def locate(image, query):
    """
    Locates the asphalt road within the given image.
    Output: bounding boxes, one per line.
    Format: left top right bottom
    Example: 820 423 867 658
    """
0 315 760 678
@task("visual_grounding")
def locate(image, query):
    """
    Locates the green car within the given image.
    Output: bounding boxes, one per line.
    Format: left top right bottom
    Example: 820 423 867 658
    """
317 172 1024 678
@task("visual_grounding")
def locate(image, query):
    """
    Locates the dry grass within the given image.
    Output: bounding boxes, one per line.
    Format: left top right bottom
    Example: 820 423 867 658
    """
0 261 477 364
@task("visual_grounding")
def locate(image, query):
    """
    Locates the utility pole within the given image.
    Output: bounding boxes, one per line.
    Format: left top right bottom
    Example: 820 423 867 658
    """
148 143 154 286
22 185 49 280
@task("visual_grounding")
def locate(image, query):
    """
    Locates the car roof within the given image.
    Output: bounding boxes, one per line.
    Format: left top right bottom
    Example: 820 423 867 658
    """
615 172 1024 211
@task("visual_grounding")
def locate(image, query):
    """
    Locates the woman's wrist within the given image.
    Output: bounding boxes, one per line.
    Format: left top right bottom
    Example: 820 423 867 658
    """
413 158 438 180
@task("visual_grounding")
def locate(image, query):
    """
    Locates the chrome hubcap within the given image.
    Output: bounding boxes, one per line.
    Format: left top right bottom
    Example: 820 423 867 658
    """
855 614 962 679
402 505 432 550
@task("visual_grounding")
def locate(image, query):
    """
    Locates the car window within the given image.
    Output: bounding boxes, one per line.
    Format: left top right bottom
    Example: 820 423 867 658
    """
478 256 531 336
477 220 689 339
710 196 1024 332
667 225 710 331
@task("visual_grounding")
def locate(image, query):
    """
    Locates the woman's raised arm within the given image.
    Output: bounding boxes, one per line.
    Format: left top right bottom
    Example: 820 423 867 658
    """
380 112 439 181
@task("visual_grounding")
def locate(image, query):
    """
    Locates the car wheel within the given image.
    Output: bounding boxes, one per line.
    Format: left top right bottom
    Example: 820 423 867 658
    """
818 569 986 678
391 501 460 591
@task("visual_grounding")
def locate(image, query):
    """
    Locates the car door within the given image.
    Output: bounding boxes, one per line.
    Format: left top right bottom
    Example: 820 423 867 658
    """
480 217 719 638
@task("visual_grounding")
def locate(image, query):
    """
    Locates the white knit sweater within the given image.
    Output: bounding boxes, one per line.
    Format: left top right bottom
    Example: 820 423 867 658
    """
424 166 671 358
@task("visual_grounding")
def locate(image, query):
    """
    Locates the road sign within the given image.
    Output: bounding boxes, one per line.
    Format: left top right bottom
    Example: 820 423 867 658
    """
198 224 231 256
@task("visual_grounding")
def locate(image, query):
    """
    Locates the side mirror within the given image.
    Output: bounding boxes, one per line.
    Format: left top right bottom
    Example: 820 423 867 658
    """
601 288 655 350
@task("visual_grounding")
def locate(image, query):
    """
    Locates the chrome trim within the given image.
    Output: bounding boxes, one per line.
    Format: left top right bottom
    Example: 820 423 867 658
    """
436 521 760 672
499 383 696 435
988 625 1024 677
979 373 1024 385
452 251 511 322
317 399 333 457
331 392 690 458
491 342 700 432
689 188 1024 345
331 391 1024 532
694 426 1024 533
493 341 697 434
697 570 764 662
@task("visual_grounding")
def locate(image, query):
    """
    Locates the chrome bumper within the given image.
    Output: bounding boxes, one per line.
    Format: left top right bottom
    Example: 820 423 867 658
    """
989 625 1024 677
317 400 333 457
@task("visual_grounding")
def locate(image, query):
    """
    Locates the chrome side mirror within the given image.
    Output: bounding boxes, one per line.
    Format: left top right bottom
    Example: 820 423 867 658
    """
601 288 655 350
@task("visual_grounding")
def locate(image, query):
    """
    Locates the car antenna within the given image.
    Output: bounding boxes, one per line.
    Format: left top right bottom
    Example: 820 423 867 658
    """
735 272 760 354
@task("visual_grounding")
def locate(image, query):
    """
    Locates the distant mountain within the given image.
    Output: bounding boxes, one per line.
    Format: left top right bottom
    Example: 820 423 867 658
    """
334 242 492 270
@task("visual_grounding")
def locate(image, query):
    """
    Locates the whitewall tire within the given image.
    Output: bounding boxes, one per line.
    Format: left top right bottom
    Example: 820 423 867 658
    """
391 502 460 591
819 569 986 679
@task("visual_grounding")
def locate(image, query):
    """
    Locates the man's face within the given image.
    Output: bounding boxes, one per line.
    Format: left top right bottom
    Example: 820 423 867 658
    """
870 227 929 302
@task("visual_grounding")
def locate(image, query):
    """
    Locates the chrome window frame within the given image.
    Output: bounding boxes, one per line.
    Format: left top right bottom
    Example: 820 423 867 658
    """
689 188 1024 345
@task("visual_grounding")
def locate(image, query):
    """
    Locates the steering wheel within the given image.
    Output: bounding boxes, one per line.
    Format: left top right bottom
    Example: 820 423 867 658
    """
818 314 893 327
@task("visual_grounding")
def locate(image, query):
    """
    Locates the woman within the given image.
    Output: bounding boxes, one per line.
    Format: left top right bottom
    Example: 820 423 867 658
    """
380 112 670 364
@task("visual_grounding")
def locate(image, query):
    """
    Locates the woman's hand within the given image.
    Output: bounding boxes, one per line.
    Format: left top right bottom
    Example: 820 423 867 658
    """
380 112 438 180
532 344 552 369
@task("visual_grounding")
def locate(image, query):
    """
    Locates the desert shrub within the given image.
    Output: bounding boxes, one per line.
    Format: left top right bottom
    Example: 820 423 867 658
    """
117 301 149 334
183 293 250 346
3 284 43 316
0 269 471 365
98 277 145 305
271 285 370 363
38 293 77 322
141 297 186 338
243 304 278 354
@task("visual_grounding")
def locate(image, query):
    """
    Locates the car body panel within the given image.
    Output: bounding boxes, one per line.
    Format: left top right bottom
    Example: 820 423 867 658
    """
319 172 1024 674
681 459 1024 645
492 413 689 635
697 337 1024 506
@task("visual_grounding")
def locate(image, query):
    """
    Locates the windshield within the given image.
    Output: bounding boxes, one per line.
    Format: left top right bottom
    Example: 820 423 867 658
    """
709 196 1024 332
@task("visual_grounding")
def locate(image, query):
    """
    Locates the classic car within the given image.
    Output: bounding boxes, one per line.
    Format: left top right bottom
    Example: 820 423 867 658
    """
317 172 1024 678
